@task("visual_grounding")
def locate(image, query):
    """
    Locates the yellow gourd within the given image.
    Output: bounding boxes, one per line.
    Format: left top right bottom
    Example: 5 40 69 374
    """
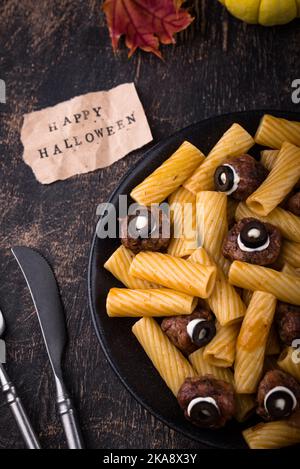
219 0 300 26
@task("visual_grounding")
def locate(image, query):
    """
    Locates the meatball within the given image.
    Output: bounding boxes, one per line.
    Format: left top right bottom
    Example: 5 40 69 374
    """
161 308 216 356
276 302 300 346
120 206 170 254
177 376 235 428
222 217 282 266
257 370 300 421
214 154 268 201
286 192 300 216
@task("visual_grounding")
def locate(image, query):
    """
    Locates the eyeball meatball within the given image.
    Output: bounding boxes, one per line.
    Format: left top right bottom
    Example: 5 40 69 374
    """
120 206 170 254
222 217 282 266
177 376 235 428
161 308 216 356
257 370 300 421
214 154 268 201
276 302 300 346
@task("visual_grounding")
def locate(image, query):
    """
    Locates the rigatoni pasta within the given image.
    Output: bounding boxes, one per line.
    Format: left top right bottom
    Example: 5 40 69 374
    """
130 141 205 206
260 149 279 171
255 114 300 149
279 240 300 268
188 247 246 325
189 348 233 382
208 271 246 326
282 263 300 277
129 252 217 298
104 245 161 289
183 124 254 194
246 142 300 216
132 317 196 396
106 288 197 317
235 202 300 243
228 261 300 305
168 186 197 257
203 321 241 368
243 420 300 449
234 291 277 394
278 347 300 382
167 237 190 259
196 191 228 263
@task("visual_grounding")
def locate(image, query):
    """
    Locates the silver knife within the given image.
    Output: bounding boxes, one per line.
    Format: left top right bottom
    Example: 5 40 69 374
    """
12 246 85 450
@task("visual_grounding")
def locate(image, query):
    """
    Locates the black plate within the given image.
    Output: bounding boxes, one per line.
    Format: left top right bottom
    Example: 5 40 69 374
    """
88 110 300 449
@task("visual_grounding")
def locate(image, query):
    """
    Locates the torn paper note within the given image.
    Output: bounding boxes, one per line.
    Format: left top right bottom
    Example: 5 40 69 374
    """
20 83 153 184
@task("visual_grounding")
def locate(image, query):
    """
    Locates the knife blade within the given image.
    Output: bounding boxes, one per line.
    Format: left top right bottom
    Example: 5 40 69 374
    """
12 246 84 449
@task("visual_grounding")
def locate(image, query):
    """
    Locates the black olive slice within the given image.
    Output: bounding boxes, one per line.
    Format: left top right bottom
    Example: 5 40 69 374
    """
190 320 216 348
214 165 235 193
240 220 269 249
127 209 156 239
265 387 297 419
188 398 220 426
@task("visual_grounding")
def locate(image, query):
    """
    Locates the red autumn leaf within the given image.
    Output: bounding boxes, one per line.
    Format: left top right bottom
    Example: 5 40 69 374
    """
102 0 194 58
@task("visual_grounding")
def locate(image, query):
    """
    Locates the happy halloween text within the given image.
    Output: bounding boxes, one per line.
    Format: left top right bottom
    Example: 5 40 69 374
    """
37 106 136 159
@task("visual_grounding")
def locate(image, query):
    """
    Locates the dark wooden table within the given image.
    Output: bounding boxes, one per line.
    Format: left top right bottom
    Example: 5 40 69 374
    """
0 0 299 450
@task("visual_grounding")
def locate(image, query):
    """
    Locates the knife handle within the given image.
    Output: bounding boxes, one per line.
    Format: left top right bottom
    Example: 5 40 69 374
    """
0 364 41 449
57 396 85 449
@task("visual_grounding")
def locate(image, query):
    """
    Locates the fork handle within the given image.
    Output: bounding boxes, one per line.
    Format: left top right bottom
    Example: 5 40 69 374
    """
0 363 41 449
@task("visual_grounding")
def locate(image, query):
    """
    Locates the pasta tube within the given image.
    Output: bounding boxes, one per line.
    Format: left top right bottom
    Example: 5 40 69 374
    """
188 248 246 325
216 255 232 277
203 321 241 368
207 271 246 326
189 348 256 422
246 142 300 216
196 191 228 263
243 420 300 449
282 263 300 277
278 347 300 382
188 246 214 266
104 246 161 289
183 124 254 194
228 261 300 305
260 149 279 171
167 238 190 258
168 186 197 257
236 202 300 243
132 317 196 396
130 141 205 206
189 348 233 382
234 291 277 394
168 186 195 225
106 288 197 318
255 114 300 149
129 252 217 298
279 240 300 269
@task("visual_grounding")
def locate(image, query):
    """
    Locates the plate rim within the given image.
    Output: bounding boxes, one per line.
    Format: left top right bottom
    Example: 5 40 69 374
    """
88 109 300 448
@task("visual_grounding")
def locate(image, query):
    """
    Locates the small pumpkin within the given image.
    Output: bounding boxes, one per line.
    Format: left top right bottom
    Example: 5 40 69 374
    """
219 0 300 26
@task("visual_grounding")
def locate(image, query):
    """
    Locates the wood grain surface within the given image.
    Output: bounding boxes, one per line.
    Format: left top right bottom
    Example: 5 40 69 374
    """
0 0 299 449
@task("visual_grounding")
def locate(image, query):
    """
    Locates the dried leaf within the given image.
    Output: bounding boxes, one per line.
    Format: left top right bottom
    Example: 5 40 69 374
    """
103 0 194 58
